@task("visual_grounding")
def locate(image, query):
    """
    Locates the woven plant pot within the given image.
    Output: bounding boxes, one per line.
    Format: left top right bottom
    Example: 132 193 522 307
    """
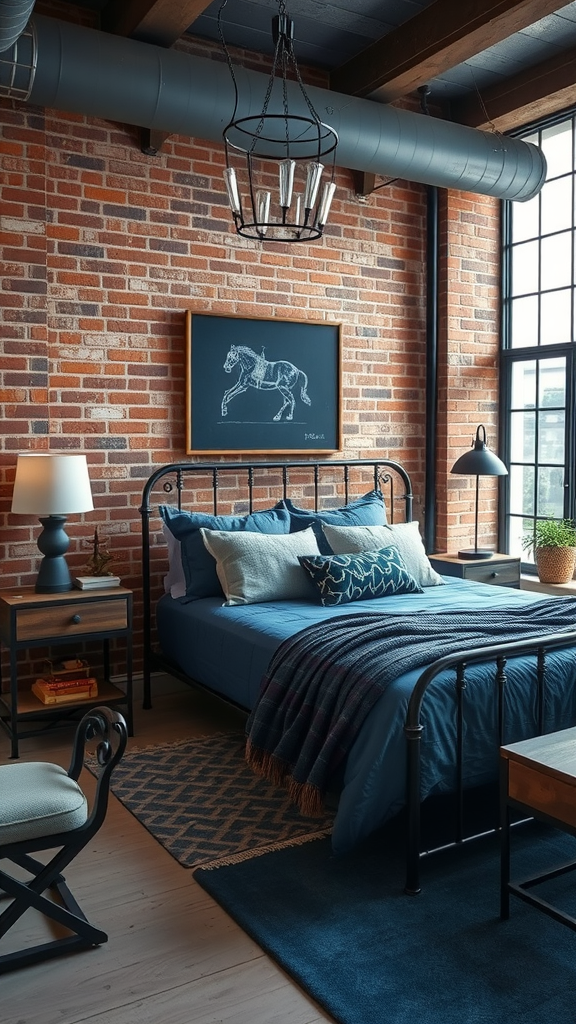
535 546 576 584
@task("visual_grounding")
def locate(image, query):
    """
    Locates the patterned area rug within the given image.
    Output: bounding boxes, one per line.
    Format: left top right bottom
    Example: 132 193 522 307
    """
104 732 333 869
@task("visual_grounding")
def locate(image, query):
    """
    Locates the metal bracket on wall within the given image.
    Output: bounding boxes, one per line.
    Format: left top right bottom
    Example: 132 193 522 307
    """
353 170 399 199
140 128 171 155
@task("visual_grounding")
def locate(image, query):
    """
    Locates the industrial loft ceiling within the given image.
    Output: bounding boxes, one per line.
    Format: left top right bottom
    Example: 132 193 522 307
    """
58 0 576 135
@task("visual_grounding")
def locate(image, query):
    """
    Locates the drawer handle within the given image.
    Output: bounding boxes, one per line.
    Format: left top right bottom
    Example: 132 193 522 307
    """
491 572 499 578
71 614 81 624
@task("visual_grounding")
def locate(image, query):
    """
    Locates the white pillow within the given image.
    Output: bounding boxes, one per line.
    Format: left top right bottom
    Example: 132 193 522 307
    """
200 526 321 605
162 523 186 599
322 522 445 588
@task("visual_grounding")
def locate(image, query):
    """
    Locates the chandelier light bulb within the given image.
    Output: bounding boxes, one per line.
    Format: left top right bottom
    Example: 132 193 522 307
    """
279 159 296 210
293 194 301 229
256 190 271 233
317 181 336 227
224 167 241 216
303 162 324 212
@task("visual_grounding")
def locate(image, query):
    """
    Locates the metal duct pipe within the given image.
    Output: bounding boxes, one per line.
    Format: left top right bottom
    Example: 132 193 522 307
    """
0 0 35 53
2 14 546 202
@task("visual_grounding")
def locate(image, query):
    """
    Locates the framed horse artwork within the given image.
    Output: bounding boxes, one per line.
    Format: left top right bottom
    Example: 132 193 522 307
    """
185 311 342 454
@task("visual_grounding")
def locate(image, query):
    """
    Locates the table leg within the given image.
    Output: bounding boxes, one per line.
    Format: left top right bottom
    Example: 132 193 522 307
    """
125 631 133 736
9 647 19 759
500 759 510 919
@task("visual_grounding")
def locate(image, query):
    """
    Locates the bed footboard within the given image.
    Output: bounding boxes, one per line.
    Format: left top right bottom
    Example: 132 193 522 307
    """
404 629 576 894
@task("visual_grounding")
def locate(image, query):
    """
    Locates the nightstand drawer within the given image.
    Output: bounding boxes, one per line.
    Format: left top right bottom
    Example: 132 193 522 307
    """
463 562 520 587
15 597 129 642
429 554 521 589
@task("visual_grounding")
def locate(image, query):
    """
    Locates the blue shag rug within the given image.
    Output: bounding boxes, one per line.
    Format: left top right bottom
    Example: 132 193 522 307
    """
195 820 576 1024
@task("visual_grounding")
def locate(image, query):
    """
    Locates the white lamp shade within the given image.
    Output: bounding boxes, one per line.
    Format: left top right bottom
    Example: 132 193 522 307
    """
11 454 94 516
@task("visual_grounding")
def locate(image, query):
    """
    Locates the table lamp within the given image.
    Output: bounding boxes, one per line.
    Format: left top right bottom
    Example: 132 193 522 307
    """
11 454 94 593
450 425 508 560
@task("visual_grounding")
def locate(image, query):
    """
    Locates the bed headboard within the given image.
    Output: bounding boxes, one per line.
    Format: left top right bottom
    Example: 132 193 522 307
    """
140 458 414 708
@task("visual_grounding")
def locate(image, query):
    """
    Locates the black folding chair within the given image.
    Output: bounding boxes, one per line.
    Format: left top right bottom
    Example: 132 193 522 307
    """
0 706 128 973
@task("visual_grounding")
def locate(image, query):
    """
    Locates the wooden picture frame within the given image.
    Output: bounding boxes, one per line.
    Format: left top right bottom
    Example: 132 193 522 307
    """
185 311 342 455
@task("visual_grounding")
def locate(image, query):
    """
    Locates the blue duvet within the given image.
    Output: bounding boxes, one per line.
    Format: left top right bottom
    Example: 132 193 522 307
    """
156 579 576 854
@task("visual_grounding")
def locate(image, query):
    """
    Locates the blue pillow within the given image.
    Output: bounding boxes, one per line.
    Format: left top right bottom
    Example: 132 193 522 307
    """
298 545 423 606
279 490 387 554
159 504 291 601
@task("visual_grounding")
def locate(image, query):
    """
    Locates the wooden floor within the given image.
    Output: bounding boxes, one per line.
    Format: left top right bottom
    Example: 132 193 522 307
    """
0 681 332 1024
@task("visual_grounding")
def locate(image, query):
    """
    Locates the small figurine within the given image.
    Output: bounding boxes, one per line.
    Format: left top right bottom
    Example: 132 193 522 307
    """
85 526 114 576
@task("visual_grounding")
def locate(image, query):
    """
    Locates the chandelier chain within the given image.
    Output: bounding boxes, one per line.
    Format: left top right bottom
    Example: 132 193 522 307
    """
218 0 239 129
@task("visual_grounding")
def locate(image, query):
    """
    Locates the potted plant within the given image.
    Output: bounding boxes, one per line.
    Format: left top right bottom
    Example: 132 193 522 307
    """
522 518 576 584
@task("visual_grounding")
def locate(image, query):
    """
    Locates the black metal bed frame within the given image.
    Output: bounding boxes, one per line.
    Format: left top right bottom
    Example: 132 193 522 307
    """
140 458 576 894
140 458 413 710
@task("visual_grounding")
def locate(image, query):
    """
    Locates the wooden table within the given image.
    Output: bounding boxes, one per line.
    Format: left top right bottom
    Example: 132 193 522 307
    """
500 727 576 929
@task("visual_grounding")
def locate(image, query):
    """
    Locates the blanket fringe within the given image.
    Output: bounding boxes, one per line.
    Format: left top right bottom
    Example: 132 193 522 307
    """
245 739 325 817
195 827 332 872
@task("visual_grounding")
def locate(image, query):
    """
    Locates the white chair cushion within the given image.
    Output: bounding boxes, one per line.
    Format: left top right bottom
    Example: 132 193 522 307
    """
0 762 88 844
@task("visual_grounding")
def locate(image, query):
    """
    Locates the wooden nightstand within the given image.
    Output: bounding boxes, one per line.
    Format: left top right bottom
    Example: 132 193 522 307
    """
428 553 521 589
0 586 133 758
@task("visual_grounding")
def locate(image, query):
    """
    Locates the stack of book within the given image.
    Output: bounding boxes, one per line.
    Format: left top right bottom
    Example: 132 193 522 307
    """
73 575 121 590
32 676 98 705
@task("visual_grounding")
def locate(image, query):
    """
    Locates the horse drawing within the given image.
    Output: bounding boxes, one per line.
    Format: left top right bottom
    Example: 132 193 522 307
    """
221 345 312 421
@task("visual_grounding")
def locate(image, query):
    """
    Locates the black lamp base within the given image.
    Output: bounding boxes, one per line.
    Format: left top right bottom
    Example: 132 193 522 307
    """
35 515 73 594
457 548 494 561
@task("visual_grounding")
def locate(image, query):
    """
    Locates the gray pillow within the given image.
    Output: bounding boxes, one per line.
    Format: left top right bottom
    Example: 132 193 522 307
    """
200 526 321 605
322 522 445 588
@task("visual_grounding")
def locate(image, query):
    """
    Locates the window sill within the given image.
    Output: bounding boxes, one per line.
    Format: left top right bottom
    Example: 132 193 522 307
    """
520 575 576 597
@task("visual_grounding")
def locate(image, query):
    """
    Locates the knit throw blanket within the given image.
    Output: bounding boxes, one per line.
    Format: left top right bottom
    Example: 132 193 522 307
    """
245 598 576 816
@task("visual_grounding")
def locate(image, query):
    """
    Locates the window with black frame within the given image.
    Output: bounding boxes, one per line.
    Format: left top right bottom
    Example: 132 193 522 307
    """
502 112 576 572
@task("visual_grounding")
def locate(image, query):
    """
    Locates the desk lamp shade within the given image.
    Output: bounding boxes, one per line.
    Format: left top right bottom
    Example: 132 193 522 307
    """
11 454 94 593
450 425 508 560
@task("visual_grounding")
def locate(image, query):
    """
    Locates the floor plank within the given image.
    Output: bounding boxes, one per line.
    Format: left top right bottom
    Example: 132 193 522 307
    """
0 683 333 1024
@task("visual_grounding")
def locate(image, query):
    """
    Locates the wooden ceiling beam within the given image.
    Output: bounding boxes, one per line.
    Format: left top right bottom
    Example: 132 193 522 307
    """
451 45 576 131
330 0 572 101
101 0 213 47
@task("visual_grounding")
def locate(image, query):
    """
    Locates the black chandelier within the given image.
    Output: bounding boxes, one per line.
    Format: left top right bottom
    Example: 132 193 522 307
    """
219 0 338 242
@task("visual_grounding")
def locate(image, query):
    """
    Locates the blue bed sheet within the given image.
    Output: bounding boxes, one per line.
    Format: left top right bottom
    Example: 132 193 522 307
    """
156 579 576 854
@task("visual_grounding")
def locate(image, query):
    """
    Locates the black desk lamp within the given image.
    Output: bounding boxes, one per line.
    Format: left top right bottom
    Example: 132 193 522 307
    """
450 425 508 560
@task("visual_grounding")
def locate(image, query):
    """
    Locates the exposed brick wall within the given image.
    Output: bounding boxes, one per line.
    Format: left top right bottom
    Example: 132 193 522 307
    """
0 6 502 688
435 189 501 554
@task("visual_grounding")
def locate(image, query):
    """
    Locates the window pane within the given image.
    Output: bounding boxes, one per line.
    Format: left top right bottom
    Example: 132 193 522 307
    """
538 409 565 464
541 289 572 344
508 516 528 558
537 465 564 517
504 114 575 562
511 360 536 407
510 295 538 347
541 176 573 234
511 240 539 296
511 193 539 243
510 410 535 461
541 231 572 290
539 357 566 407
509 465 534 515
541 122 573 179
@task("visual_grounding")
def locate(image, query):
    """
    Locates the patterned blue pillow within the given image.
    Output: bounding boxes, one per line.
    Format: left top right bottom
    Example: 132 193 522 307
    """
298 545 423 606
